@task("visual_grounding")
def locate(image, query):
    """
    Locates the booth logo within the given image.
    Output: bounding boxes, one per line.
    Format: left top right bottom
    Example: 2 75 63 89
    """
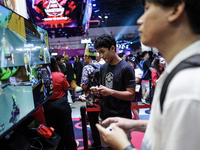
45 0 64 16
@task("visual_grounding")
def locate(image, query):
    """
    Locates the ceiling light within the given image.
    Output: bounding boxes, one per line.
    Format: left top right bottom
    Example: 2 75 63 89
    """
98 16 102 18
104 16 108 19
94 9 100 13
93 4 96 7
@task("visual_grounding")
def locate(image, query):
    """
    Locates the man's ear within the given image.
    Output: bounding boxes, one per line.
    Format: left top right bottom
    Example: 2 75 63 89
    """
110 45 116 52
168 2 185 22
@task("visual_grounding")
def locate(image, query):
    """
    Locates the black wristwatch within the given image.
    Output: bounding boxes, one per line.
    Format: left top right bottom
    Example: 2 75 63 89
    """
124 144 135 150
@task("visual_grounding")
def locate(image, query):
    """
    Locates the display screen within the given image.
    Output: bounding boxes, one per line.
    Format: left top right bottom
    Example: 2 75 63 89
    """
26 0 78 29
0 4 53 139
82 0 92 32
0 83 34 138
0 0 17 13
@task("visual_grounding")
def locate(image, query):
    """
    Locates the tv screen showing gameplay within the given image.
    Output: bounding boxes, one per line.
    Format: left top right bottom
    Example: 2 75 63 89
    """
0 4 53 139
26 0 78 29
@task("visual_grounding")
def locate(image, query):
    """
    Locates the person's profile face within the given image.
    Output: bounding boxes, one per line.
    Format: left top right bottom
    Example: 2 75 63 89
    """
61 58 64 64
96 46 114 63
58 58 64 64
84 55 89 64
137 2 169 47
122 54 126 60
145 53 150 59
159 57 165 68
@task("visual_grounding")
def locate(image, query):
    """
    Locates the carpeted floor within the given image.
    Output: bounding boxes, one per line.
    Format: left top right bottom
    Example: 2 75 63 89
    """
73 115 149 150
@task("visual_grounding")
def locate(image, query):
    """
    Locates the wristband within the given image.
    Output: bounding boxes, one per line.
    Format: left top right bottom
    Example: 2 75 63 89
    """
124 144 135 150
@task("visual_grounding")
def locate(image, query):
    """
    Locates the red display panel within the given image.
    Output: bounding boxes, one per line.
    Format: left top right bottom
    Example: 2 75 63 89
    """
26 0 78 29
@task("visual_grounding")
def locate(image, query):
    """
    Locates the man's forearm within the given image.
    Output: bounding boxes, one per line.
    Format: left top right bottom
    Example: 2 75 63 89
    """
110 89 135 101
131 120 148 132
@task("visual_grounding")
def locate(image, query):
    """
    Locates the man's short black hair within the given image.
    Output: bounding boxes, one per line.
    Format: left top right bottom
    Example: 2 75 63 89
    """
118 52 125 58
141 51 149 58
88 55 96 60
94 34 116 51
56 55 63 61
141 0 200 34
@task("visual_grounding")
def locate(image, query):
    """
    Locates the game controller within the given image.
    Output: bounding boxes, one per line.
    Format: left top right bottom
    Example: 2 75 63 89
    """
106 123 116 131
36 124 55 139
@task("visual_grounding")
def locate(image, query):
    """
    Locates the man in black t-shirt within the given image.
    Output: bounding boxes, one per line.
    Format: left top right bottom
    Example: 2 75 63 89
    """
91 34 135 147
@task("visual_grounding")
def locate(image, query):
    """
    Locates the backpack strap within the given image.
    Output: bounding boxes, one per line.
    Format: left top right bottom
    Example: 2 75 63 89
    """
143 69 149 79
140 59 149 79
160 55 200 113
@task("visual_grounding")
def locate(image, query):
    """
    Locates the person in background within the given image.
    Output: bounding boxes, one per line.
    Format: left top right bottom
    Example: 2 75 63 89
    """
128 56 143 120
43 57 78 150
135 51 142 63
96 0 200 150
118 52 126 60
81 44 102 150
140 51 153 104
126 54 133 62
74 55 83 86
148 51 154 64
151 56 166 100
63 53 82 92
80 55 86 67
56 55 67 77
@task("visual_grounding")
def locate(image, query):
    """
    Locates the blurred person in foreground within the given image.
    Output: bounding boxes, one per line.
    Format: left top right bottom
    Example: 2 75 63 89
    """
96 0 200 150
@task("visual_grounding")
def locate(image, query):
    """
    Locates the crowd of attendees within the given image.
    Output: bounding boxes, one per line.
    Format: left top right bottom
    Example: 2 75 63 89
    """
43 0 200 149
118 51 166 106
48 43 166 150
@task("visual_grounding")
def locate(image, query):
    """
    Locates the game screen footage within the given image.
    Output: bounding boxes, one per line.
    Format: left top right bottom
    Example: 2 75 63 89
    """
26 0 78 29
0 5 53 138
0 0 17 13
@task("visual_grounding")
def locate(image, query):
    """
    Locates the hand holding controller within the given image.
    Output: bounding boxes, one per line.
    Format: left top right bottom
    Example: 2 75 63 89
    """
106 123 116 131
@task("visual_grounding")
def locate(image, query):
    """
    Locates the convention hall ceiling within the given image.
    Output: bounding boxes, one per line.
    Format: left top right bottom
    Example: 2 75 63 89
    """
47 0 144 38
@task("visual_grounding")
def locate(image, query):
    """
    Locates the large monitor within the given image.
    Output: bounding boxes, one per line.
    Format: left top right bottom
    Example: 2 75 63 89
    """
82 0 92 32
26 0 78 29
0 4 53 140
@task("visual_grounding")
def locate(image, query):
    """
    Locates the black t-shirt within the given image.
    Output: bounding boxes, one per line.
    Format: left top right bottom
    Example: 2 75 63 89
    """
99 60 136 119
58 64 67 75
142 60 152 80
64 61 74 82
